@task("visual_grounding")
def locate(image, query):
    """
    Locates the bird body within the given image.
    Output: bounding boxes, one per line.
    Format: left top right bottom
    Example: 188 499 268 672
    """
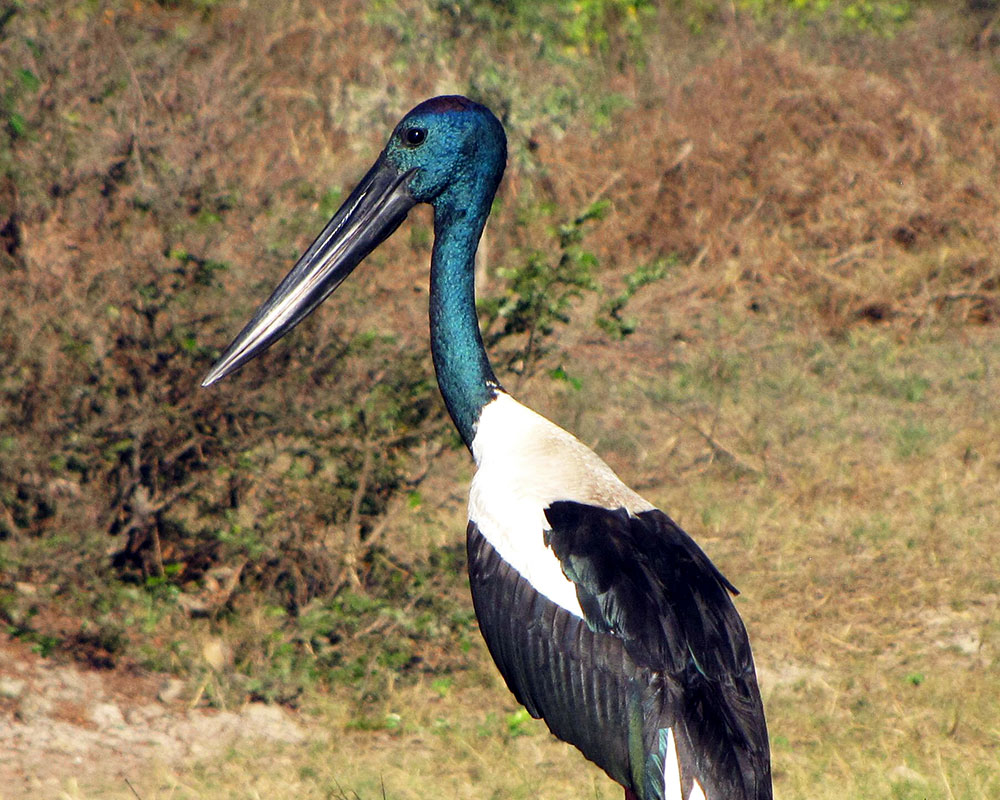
468 391 769 800
203 95 772 800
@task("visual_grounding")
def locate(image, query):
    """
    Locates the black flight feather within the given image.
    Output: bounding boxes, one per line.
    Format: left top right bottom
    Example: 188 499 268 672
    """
467 522 636 788
542 501 771 800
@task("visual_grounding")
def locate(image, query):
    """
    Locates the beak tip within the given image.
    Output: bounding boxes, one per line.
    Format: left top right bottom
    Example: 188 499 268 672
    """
200 365 226 388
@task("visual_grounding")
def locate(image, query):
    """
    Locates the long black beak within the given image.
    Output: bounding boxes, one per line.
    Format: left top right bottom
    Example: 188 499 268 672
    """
201 159 417 387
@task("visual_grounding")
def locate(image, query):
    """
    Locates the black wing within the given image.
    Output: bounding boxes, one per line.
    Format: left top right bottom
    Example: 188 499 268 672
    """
467 521 640 790
543 501 771 800
543 502 742 674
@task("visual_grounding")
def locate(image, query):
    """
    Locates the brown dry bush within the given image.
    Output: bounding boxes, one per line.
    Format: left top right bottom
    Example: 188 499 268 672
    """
0 3 460 683
523 14 1000 340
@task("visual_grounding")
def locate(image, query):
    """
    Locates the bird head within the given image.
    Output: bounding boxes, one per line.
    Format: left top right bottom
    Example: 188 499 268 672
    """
384 95 506 207
201 95 506 387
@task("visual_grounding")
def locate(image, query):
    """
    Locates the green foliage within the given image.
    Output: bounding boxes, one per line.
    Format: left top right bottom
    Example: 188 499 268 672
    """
214 544 478 707
505 706 534 738
480 200 607 376
426 0 652 57
154 0 225 12
893 420 931 459
597 257 673 340
837 0 912 30
6 619 60 657
369 0 645 139
548 364 583 390
506 0 653 56
676 0 913 34
0 5 35 163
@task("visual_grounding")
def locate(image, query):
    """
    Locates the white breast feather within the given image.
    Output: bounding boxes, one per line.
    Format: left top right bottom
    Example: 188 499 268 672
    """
469 393 653 618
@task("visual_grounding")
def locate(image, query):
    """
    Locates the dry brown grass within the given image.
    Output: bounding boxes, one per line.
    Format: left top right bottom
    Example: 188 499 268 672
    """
536 30 1000 334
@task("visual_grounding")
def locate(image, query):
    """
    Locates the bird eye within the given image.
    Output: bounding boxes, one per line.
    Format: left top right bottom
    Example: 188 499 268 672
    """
403 127 427 147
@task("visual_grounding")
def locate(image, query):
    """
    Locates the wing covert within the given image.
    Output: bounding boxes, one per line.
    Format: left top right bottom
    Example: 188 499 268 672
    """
543 501 749 680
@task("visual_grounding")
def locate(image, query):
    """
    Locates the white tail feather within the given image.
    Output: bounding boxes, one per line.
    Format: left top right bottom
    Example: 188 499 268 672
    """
662 727 708 800
663 728 682 800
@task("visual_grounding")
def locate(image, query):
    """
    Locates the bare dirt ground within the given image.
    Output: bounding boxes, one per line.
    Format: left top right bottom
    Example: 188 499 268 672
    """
0 633 309 798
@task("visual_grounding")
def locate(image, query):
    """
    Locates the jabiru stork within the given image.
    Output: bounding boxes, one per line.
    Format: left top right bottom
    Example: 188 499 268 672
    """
202 96 772 800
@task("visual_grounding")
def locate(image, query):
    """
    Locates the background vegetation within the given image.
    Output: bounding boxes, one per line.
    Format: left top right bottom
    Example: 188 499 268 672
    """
1 0 999 797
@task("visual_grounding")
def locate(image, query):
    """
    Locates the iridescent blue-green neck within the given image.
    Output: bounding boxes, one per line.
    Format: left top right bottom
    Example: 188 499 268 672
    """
429 200 501 451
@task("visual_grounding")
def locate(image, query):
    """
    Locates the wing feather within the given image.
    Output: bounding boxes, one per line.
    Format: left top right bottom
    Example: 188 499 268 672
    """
468 521 637 788
543 501 771 800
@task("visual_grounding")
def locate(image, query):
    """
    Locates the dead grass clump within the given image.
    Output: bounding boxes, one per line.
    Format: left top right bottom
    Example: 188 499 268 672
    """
539 32 1000 335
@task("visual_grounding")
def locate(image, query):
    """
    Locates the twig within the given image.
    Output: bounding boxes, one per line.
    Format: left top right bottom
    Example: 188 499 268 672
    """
188 675 208 709
340 430 375 591
931 291 993 305
330 426 447 596
689 245 709 272
826 244 879 273
357 439 445 554
351 589 421 641
585 169 623 210
662 404 759 477
108 21 150 187
936 749 957 800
